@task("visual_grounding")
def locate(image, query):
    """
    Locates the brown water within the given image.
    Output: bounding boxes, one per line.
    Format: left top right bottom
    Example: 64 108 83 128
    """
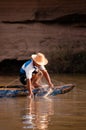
0 74 86 130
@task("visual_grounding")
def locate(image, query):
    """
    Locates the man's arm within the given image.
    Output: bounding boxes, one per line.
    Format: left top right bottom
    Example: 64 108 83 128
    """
27 79 33 97
42 70 54 88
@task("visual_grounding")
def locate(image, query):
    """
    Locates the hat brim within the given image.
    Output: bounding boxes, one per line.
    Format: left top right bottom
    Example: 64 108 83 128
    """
31 54 48 65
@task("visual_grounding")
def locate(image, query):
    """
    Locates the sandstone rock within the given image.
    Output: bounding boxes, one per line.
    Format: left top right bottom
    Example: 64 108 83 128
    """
0 0 86 73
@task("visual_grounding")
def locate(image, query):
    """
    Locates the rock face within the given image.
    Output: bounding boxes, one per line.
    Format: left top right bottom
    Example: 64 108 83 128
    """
0 0 86 73
0 0 86 21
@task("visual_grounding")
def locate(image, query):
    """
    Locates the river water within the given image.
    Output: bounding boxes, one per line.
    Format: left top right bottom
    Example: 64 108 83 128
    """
0 74 86 130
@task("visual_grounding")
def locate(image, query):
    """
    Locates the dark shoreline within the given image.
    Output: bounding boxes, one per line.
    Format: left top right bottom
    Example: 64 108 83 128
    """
0 49 86 75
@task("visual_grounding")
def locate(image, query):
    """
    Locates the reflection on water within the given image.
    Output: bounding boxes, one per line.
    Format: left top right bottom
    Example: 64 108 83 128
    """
0 74 86 130
22 98 54 130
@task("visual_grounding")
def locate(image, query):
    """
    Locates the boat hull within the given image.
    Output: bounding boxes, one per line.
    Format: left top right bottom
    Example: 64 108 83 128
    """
0 84 75 98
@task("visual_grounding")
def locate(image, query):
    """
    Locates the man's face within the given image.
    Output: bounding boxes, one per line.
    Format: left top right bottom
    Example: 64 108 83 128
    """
34 61 41 67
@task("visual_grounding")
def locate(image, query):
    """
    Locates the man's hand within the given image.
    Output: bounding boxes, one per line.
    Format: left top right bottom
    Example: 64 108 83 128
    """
28 91 34 98
49 82 54 89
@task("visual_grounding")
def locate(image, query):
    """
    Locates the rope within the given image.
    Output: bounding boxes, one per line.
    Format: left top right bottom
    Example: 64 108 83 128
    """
77 87 86 93
1 77 19 88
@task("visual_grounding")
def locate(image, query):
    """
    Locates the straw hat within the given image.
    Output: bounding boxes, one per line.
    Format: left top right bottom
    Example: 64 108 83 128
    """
31 53 48 65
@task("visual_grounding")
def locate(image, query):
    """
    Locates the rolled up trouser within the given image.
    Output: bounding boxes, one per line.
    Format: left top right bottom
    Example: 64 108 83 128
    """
19 73 27 85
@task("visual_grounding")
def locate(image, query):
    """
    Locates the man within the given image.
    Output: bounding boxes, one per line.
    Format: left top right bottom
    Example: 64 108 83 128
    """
19 52 54 98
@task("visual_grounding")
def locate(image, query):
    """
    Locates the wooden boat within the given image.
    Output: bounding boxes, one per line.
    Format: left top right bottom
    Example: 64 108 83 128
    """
0 84 75 98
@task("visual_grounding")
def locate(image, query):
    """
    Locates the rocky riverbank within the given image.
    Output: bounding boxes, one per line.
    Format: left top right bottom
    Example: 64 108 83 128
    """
0 0 86 74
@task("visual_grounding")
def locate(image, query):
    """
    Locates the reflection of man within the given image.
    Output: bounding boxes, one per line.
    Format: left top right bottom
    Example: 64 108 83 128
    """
22 98 54 130
22 99 35 129
35 99 54 130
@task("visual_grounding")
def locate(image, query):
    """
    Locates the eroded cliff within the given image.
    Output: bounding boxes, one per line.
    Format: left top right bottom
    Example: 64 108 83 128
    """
0 0 86 74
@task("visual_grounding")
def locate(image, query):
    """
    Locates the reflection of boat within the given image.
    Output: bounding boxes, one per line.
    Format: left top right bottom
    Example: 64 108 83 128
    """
0 84 75 97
